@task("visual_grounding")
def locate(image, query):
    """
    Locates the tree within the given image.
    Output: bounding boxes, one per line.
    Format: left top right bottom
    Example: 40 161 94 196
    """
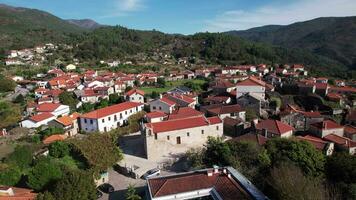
150 91 160 99
157 78 166 87
96 99 109 109
125 86 133 92
267 162 327 200
6 145 33 171
13 94 25 104
126 184 141 200
38 127 64 139
265 138 325 177
52 169 96 200
0 101 22 129
70 133 123 173
109 93 124 105
186 148 205 170
0 166 22 186
36 191 56 200
27 158 63 191
0 75 16 93
134 80 140 87
49 142 70 158
59 92 78 110
245 108 258 121
203 137 237 167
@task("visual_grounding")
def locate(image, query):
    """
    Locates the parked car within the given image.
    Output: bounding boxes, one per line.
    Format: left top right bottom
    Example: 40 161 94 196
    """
142 168 161 179
98 183 115 193
96 190 103 199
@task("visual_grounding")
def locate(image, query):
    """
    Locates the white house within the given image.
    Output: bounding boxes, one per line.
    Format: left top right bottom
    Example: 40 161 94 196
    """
143 115 223 161
36 103 70 117
65 64 77 71
125 89 145 103
149 96 177 114
236 76 266 100
79 102 144 133
20 113 56 128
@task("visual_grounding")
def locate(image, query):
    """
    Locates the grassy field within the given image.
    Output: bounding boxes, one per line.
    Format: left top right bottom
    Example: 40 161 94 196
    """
139 79 207 95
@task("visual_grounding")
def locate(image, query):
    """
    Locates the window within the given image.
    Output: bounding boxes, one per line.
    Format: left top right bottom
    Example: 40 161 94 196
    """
139 97 142 100
90 120 93 124
201 130 204 134
130 109 132 113
154 133 157 140
131 97 134 100
176 136 181 144
153 106 156 110
104 127 107 132
125 111 127 114
108 117 111 121
84 119 87 123
114 115 117 121
216 126 219 130
187 132 190 137
159 106 162 110
136 107 138 111
148 130 152 135
167 136 170 140
102 119 105 123
120 113 123 119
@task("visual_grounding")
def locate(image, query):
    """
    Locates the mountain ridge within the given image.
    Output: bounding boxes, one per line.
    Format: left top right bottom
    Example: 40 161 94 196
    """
226 16 356 69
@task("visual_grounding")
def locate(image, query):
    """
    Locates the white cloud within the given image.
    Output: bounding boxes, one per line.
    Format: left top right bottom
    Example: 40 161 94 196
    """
99 0 145 18
204 0 356 32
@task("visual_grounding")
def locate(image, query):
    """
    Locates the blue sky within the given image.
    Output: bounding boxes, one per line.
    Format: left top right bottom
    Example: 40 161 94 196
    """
1 0 356 34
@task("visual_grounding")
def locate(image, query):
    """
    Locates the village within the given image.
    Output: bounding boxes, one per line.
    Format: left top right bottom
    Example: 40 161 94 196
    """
1 45 356 200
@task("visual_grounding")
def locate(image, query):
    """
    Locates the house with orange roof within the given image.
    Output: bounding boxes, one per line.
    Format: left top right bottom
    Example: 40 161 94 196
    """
20 113 56 128
49 112 81 136
36 102 70 117
0 186 37 200
149 96 177 114
125 88 145 103
296 135 334 156
146 167 267 200
80 102 144 132
143 115 223 161
323 134 356 155
42 134 68 145
236 76 266 100
255 119 294 138
309 120 344 138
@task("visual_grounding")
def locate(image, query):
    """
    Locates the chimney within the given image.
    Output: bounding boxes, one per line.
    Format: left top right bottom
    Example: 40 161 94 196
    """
207 170 213 177
262 128 268 138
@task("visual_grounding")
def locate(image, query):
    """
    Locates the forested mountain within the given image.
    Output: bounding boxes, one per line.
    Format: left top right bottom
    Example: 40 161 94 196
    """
0 3 353 77
227 17 356 69
0 4 85 50
66 19 103 30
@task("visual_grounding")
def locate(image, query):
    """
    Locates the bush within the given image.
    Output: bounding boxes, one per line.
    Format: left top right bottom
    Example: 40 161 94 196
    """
6 146 33 171
27 158 63 191
0 166 22 186
49 142 70 158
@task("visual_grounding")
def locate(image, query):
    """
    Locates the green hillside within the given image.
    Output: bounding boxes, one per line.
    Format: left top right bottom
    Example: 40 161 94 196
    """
227 17 356 69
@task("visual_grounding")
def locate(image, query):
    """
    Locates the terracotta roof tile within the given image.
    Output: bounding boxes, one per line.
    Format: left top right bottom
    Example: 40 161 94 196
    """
81 102 142 119
42 134 67 145
256 119 294 135
36 103 61 112
30 113 54 122
310 120 343 130
125 88 145 96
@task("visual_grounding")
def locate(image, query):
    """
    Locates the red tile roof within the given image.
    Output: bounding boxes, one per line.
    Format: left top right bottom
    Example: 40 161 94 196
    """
148 170 250 200
236 76 265 87
36 103 61 112
230 133 268 146
81 102 142 119
296 135 329 151
145 111 167 119
207 104 244 115
125 88 145 96
324 134 356 148
256 119 294 135
146 116 221 133
55 112 80 126
168 107 203 120
42 134 67 145
30 113 54 122
0 186 37 200
310 120 343 130
160 97 176 106
344 125 356 135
